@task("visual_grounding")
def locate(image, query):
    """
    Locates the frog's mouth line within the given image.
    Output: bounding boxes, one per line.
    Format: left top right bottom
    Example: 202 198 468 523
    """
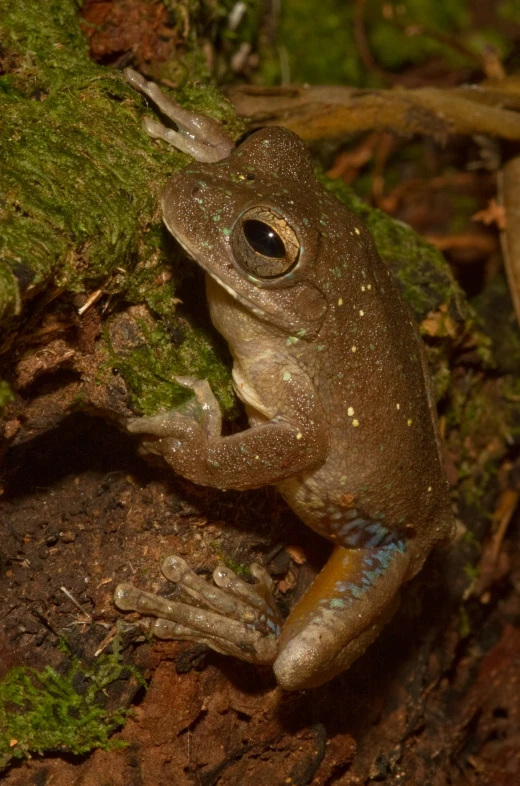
164 218 275 322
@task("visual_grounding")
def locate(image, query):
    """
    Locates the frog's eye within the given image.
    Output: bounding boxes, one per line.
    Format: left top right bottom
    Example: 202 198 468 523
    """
231 207 300 278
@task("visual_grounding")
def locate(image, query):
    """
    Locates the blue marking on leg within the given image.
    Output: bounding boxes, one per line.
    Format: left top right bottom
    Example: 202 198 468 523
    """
386 539 407 556
258 610 282 636
363 568 384 584
336 516 393 550
321 502 410 615
334 581 359 594
336 517 366 537
373 549 393 569
364 522 388 547
326 533 408 613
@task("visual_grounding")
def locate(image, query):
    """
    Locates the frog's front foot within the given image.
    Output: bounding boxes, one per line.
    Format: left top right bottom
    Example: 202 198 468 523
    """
126 376 225 484
127 376 222 441
114 555 282 665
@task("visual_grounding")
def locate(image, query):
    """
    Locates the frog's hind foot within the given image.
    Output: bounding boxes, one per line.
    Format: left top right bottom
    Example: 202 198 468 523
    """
114 555 281 665
123 68 234 163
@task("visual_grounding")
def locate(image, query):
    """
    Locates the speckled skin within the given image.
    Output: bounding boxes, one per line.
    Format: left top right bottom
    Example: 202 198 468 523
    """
115 71 454 691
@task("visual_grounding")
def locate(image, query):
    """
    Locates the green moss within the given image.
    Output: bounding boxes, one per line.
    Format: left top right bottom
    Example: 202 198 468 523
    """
502 375 520 441
1 0 481 423
366 0 471 72
448 193 478 235
261 0 512 87
0 0 242 314
445 370 520 512
209 544 251 578
0 0 244 415
319 171 468 322
0 639 145 771
461 529 479 547
259 0 359 86
0 380 15 411
463 562 480 582
499 0 520 24
0 263 21 321
458 605 471 637
151 0 262 85
0 0 164 322
105 315 237 417
472 272 520 376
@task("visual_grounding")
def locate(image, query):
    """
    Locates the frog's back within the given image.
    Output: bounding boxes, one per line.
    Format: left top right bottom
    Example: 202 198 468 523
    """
277 193 453 575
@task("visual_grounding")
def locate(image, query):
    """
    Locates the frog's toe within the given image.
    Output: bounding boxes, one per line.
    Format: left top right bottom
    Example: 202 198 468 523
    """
173 375 200 389
114 555 282 666
212 562 276 612
142 117 171 142
113 582 145 612
149 615 278 664
161 555 282 634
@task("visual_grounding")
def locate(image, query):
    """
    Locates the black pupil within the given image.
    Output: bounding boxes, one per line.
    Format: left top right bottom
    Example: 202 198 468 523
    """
243 220 285 258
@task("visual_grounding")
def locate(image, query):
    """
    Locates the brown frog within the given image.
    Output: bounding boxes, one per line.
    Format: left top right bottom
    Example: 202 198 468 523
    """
114 70 454 691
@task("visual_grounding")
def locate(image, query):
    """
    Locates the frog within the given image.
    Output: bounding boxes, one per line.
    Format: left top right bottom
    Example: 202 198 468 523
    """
114 69 454 691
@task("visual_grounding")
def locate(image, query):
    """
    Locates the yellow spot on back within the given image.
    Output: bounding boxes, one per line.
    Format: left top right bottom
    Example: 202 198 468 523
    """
352 419 360 427
347 406 354 416
338 298 343 306
352 346 357 352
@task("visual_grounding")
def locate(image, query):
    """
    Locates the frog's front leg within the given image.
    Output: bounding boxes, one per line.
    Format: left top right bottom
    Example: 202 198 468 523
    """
115 555 281 665
127 376 328 491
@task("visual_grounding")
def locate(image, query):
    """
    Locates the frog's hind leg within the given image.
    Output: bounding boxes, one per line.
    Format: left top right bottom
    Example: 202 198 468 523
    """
123 68 234 163
273 537 411 690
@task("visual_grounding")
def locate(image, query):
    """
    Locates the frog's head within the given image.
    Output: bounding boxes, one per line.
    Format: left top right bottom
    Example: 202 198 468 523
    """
161 126 353 339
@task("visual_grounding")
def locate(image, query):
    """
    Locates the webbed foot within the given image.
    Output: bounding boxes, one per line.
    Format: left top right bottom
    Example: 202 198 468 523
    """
124 68 234 163
114 555 281 665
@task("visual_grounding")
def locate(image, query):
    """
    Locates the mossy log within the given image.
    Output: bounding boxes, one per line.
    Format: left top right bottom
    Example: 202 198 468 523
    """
1 2 519 784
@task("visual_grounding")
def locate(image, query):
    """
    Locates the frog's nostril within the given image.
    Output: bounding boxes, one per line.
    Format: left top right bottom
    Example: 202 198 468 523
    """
191 185 200 197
